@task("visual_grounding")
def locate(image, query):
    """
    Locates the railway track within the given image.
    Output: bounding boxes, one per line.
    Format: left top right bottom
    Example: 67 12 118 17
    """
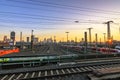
1 59 120 80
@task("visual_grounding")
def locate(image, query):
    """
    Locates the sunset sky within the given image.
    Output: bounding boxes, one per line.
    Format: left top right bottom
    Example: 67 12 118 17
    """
0 0 120 42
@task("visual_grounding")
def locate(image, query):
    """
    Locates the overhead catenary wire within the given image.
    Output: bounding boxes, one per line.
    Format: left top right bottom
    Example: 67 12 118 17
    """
0 3 117 20
0 11 105 22
27 0 120 14
1 3 119 21
6 0 120 15
0 13 65 21
2 0 119 20
0 18 103 25
0 24 95 30
113 23 120 33
0 0 118 25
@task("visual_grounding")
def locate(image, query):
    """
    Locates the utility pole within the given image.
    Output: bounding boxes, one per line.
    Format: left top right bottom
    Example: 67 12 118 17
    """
65 32 69 43
95 33 98 53
31 30 34 51
87 28 93 45
54 36 56 43
103 33 106 43
104 21 113 53
104 21 113 40
103 33 106 47
20 32 22 49
100 38 101 44
20 32 22 42
95 33 98 44
84 32 87 53
65 32 69 54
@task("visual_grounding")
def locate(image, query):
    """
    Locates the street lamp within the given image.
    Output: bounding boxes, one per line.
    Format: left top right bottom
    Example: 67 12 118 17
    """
31 30 34 51
65 32 69 43
103 33 106 48
65 32 69 54
103 33 106 44
87 27 93 45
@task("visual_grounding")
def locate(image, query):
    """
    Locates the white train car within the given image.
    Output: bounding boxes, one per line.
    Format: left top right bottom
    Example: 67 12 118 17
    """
115 46 120 53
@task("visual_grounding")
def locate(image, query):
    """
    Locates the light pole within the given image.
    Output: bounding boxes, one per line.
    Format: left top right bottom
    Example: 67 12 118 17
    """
87 27 93 45
103 33 106 48
95 33 98 53
104 21 113 53
103 33 106 43
31 30 34 51
65 32 69 54
66 32 69 43
20 32 22 49
104 21 113 40
84 32 87 53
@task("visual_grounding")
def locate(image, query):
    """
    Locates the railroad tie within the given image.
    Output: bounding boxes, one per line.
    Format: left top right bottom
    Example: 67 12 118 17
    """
1 75 8 80
61 69 65 74
66 69 71 73
16 73 23 80
88 66 95 70
71 68 76 73
76 68 82 72
101 65 107 68
24 73 29 79
97 65 103 69
84 67 92 71
56 70 59 75
38 71 41 77
100 65 106 68
8 74 15 80
51 70 54 75
92 66 97 69
31 72 35 78
45 71 47 76
80 67 87 72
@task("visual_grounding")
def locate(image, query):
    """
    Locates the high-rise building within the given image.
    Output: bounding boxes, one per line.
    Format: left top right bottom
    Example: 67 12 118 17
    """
10 31 15 41
20 32 22 42
3 36 7 42
27 37 29 42
10 31 15 46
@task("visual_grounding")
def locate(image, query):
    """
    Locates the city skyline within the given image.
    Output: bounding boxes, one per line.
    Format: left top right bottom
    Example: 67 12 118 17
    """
0 0 120 41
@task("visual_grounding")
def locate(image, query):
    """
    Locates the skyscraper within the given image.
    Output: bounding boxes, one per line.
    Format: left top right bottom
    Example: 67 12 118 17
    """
10 31 15 46
3 36 7 42
10 31 15 41
27 37 29 42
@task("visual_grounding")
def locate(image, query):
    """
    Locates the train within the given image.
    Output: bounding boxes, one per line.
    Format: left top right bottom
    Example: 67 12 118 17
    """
61 45 118 54
0 53 120 69
115 46 120 53
0 54 79 69
0 54 78 63
0 53 120 63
